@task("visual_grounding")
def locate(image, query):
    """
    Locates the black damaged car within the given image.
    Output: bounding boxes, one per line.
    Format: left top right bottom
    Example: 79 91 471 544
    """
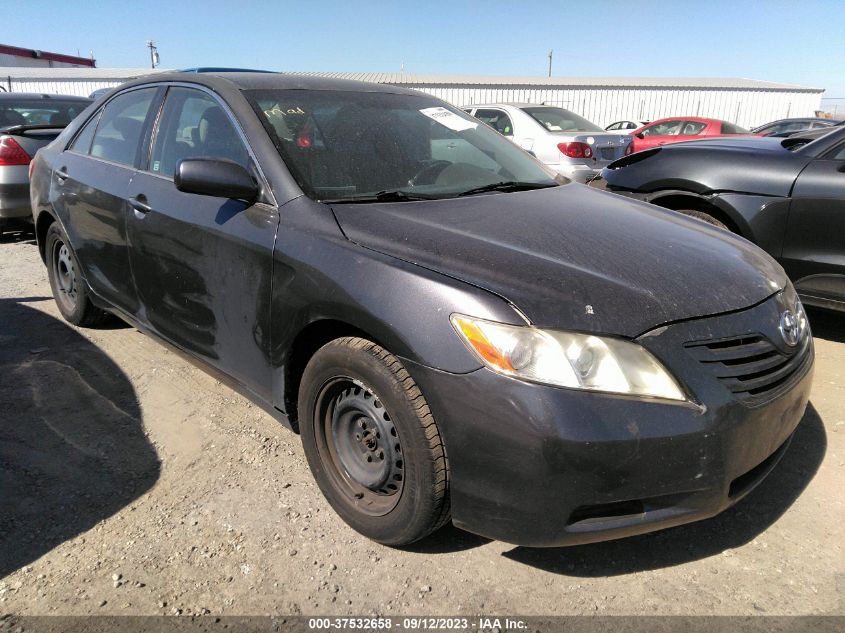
30 73 813 546
599 128 845 312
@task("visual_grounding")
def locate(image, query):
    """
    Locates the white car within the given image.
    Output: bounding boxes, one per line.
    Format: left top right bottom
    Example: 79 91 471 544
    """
605 120 649 133
461 103 632 183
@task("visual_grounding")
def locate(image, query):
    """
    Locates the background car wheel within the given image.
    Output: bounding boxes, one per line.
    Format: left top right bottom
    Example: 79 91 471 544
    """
298 336 450 546
677 209 729 230
45 223 112 327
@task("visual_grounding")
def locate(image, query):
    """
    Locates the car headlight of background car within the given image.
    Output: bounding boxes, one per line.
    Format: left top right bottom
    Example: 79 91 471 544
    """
451 314 686 401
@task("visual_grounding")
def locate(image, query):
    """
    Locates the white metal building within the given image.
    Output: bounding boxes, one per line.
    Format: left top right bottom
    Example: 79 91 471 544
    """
305 73 825 129
0 67 824 129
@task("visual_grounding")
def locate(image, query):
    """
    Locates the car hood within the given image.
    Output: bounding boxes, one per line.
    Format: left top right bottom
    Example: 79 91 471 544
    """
331 184 787 337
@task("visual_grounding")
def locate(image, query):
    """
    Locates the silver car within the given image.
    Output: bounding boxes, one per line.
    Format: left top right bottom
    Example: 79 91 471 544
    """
0 93 91 237
461 103 632 183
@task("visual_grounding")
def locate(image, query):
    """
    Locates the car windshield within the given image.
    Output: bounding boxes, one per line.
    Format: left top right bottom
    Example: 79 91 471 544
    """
0 97 90 128
246 89 561 202
521 107 604 133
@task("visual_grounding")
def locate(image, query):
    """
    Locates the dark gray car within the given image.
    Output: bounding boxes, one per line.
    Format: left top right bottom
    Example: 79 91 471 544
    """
0 93 91 237
599 129 845 312
30 73 813 546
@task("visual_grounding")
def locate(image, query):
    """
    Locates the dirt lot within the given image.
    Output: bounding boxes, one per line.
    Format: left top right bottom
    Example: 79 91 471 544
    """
0 228 842 618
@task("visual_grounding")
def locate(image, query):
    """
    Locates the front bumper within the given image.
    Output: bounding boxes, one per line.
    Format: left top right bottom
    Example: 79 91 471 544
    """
403 295 814 547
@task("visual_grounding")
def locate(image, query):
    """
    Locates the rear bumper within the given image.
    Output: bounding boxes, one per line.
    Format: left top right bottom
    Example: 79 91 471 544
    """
548 163 600 184
402 297 814 547
0 182 32 220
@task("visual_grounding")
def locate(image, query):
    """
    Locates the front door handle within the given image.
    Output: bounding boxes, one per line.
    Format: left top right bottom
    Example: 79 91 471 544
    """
128 195 152 214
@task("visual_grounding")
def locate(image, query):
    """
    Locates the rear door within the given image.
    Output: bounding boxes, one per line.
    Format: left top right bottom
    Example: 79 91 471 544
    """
125 86 279 401
781 142 845 307
51 86 161 314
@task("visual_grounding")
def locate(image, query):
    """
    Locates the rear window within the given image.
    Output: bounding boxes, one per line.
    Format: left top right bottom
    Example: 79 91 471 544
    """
0 97 91 128
521 107 604 133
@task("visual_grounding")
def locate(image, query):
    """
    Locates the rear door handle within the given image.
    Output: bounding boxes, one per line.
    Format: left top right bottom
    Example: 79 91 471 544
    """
55 167 68 182
128 195 152 215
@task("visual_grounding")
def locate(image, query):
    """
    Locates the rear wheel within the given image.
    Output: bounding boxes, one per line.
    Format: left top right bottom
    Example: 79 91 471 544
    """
45 223 111 327
298 337 450 545
676 209 729 230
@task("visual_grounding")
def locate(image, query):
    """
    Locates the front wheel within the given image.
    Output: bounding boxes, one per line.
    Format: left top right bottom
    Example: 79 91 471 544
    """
45 222 111 327
298 337 450 545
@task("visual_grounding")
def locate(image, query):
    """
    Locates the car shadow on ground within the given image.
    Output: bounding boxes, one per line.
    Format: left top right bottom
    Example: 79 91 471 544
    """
0 226 36 246
501 403 826 575
807 307 845 344
0 297 160 578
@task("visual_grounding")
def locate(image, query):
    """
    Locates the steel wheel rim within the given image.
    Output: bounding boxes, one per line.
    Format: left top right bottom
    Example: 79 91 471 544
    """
314 377 405 516
53 240 78 310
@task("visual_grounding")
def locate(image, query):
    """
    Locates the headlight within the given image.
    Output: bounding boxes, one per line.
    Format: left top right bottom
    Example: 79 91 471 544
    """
451 314 686 401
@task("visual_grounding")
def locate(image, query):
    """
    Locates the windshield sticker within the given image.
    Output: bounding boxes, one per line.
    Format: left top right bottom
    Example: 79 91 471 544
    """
420 107 477 132
264 105 306 117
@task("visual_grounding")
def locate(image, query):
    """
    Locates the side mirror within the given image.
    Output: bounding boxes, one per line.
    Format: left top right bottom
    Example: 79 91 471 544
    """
635 132 645 139
175 158 259 202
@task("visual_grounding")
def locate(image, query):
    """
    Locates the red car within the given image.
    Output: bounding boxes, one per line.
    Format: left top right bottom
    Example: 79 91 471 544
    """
630 117 753 152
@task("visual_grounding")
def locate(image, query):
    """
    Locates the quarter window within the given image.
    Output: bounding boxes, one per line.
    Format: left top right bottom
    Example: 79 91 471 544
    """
150 88 250 178
69 110 101 154
90 88 157 166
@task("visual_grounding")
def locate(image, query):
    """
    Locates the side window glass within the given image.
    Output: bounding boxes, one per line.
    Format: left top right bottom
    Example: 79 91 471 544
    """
69 110 101 155
91 88 157 166
831 145 845 160
682 121 707 135
150 87 250 178
475 109 514 137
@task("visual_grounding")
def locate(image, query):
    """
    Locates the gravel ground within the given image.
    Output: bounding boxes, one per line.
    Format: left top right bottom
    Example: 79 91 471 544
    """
0 228 842 617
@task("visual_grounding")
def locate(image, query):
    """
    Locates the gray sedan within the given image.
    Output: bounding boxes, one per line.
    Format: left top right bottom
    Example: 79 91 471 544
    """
0 93 91 237
462 103 632 183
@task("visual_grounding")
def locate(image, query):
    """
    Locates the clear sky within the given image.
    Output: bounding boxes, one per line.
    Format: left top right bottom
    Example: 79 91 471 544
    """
7 0 845 100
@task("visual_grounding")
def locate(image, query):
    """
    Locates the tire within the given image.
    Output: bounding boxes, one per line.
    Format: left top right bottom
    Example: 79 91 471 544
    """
298 337 450 545
45 222 112 328
676 209 729 230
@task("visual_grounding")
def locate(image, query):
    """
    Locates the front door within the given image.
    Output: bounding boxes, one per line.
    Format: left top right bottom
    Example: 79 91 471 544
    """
125 86 279 401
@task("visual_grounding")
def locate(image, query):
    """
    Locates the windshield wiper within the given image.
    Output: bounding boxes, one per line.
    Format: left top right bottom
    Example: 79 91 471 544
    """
457 181 558 197
321 189 441 204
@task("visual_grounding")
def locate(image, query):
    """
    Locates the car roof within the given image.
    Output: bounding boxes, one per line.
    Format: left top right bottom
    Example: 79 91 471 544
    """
466 102 560 109
120 71 424 96
646 116 725 125
0 92 91 101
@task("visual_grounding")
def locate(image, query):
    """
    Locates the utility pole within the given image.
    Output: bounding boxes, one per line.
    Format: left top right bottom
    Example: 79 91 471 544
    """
146 40 159 69
547 49 553 77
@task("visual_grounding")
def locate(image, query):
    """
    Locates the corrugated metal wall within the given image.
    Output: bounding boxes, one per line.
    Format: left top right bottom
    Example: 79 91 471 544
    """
400 85 821 128
2 77 123 97
3 77 821 129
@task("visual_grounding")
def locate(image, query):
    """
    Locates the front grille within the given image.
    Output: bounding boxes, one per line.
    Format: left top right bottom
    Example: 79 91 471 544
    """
685 332 811 405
